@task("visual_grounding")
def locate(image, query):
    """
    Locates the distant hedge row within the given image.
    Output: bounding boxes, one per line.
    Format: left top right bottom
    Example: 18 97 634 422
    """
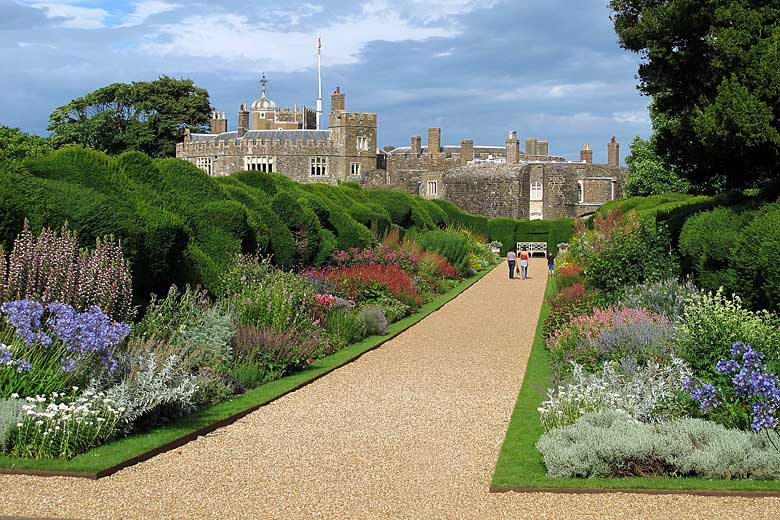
0 147 574 303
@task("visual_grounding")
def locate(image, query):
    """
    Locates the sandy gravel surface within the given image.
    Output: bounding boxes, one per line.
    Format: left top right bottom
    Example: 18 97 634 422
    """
2 262 779 519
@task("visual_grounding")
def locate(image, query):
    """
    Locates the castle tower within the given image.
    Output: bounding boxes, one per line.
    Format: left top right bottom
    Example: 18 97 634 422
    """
331 87 346 112
608 136 620 166
411 136 422 156
537 140 549 157
525 137 537 156
461 139 474 162
210 111 227 134
580 144 593 164
506 131 520 164
428 128 441 157
237 104 249 138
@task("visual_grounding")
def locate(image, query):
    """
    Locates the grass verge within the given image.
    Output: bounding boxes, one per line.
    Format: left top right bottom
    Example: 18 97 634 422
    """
0 264 496 477
490 276 780 495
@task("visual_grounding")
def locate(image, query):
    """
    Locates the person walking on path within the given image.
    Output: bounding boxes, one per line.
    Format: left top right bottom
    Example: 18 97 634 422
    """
519 247 530 280
507 250 516 279
547 252 555 277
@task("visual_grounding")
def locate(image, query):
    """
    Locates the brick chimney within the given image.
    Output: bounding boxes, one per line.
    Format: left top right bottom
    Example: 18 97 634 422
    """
237 104 249 138
411 136 422 156
428 128 441 157
331 87 346 112
580 143 593 164
461 139 474 162
506 131 520 164
536 140 549 157
525 137 537 156
210 111 227 134
608 136 620 166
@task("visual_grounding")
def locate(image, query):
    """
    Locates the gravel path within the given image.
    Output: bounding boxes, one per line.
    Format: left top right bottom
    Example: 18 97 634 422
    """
2 262 779 519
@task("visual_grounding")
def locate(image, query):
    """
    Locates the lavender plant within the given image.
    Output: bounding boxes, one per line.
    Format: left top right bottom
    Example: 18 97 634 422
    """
619 277 702 321
7 390 122 459
0 222 134 322
684 342 780 436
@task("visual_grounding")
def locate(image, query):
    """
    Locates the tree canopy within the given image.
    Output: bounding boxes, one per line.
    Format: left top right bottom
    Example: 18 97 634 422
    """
48 76 211 158
624 135 690 197
610 1 780 191
0 126 52 162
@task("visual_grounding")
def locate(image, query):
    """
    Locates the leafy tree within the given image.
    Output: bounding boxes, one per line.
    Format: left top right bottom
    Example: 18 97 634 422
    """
48 76 210 158
624 135 690 196
610 1 780 191
0 126 52 161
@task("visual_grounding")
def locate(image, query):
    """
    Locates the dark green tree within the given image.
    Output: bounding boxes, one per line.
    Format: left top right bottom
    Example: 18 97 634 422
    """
624 134 690 196
0 126 52 161
610 1 780 191
48 76 210 157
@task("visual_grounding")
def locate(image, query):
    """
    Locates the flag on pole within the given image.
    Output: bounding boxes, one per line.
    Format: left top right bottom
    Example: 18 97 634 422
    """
317 36 321 55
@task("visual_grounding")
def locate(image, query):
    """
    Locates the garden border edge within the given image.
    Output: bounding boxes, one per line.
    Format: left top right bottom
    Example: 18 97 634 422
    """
0 264 497 480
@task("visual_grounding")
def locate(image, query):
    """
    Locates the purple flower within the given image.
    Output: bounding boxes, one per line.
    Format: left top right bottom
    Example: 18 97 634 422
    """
61 357 77 372
1 300 52 347
13 358 32 373
0 347 12 365
688 380 721 411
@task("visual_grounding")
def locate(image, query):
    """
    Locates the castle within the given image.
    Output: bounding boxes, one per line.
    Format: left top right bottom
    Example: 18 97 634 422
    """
176 79 625 220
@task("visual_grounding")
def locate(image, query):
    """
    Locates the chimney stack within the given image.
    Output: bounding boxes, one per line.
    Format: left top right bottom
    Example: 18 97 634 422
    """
331 87 346 112
525 137 537 157
608 136 620 166
461 139 474 162
210 111 228 134
237 104 249 138
411 136 422 156
428 128 441 157
580 143 593 164
506 131 520 164
536 140 549 157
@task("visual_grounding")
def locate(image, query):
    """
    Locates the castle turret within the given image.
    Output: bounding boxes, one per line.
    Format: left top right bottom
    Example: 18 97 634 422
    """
580 144 593 164
506 131 520 164
428 128 441 157
525 137 537 156
461 139 474 162
237 104 249 138
608 136 620 166
331 87 346 112
411 136 422 156
537 140 549 157
210 111 227 134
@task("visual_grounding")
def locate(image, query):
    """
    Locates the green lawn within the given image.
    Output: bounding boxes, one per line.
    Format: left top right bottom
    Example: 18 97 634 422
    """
491 276 780 495
0 264 496 478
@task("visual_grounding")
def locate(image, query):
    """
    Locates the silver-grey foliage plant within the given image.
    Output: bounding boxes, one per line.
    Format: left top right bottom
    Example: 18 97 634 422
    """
619 277 702 321
537 411 780 480
0 398 24 447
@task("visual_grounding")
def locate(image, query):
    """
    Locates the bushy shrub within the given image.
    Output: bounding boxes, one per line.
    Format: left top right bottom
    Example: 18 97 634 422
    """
546 306 674 380
0 222 134 322
542 282 599 339
733 204 780 311
619 277 702 321
537 411 780 480
231 324 317 381
305 264 423 309
368 294 410 323
571 210 675 296
539 357 692 432
358 306 388 336
0 398 23 448
105 347 198 429
7 390 121 459
325 308 366 346
674 291 780 380
555 262 583 289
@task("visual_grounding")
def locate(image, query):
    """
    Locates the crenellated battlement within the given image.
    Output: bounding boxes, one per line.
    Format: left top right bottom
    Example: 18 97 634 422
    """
329 111 377 127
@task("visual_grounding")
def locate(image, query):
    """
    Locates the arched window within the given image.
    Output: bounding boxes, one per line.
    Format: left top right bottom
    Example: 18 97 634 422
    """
577 182 584 203
530 181 543 201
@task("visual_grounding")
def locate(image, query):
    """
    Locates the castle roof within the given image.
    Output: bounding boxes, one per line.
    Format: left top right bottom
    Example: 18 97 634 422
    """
387 145 505 155
190 129 331 143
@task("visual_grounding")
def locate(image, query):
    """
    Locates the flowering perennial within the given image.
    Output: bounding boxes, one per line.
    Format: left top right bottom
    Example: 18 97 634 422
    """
8 389 122 459
685 343 780 433
304 264 423 308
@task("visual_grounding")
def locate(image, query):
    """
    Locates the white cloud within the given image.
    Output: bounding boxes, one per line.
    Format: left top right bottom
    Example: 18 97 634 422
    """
141 3 453 72
31 2 108 29
494 81 612 101
120 0 179 27
611 110 649 124
408 0 503 21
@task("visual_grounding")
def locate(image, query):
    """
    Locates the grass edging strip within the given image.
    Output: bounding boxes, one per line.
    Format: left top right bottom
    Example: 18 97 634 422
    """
0 264 496 480
490 276 780 497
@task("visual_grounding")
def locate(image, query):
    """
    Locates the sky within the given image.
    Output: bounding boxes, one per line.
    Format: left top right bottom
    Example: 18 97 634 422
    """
0 0 652 164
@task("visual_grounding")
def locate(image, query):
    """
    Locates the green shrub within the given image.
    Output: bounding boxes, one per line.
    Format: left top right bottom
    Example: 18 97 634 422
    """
733 204 780 311
488 218 518 255
325 308 366 345
416 229 471 274
674 291 780 381
358 306 388 336
537 411 780 480
431 199 490 237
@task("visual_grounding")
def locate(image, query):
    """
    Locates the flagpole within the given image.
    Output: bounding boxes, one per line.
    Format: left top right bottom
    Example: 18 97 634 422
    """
316 35 322 130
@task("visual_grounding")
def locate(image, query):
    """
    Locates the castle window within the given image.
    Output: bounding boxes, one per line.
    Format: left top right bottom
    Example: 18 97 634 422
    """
310 156 327 176
530 181 543 201
357 136 369 151
427 180 438 196
577 181 584 203
195 157 213 176
350 162 361 176
245 156 274 172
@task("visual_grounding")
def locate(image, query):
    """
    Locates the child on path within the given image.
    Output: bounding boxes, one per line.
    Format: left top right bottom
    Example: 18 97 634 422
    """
547 252 555 277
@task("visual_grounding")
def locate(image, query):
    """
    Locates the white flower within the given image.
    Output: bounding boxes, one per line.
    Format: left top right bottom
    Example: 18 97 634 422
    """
35 420 43 426
72 386 79 392
16 423 22 427
10 393 18 399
